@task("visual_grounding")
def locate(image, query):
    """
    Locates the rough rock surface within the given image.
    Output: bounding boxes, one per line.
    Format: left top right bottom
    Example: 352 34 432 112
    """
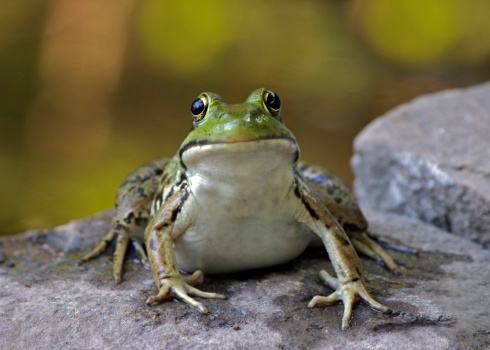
352 82 490 248
1 210 489 349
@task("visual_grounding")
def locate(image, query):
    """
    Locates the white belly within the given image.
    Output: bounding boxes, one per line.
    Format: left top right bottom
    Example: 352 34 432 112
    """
176 140 315 273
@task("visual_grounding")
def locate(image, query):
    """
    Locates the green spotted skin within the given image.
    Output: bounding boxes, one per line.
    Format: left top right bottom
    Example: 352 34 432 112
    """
80 88 396 330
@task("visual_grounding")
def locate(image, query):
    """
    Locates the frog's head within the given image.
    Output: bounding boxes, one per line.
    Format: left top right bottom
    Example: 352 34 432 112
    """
179 88 299 169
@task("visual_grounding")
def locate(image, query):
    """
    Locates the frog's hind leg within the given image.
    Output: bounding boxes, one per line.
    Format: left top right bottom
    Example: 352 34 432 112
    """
78 228 117 265
79 158 169 282
78 228 131 283
350 232 400 274
79 228 149 283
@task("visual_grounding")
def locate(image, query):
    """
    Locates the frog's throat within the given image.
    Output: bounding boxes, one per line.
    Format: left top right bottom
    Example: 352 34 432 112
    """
179 136 300 169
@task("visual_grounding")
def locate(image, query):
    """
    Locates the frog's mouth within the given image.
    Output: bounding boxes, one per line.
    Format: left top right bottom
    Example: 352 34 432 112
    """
179 136 299 170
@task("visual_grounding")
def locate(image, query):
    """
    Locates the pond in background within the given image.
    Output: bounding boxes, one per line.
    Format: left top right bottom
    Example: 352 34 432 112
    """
2 0 490 235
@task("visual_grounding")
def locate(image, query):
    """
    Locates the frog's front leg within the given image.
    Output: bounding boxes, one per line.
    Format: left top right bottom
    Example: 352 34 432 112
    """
145 190 225 313
296 190 392 330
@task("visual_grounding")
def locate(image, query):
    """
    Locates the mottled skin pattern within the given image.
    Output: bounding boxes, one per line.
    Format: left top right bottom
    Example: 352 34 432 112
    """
79 159 169 282
80 89 396 330
298 161 398 271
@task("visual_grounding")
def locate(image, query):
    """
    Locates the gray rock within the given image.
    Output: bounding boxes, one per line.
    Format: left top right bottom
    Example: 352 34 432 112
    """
1 210 489 349
352 82 490 248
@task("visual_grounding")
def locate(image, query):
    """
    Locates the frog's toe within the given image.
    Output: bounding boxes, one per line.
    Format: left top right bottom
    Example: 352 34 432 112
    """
309 277 392 330
145 283 172 306
186 284 226 300
351 233 400 273
308 286 355 330
132 240 150 269
355 285 392 315
367 231 417 254
78 228 117 265
318 269 340 290
145 293 211 314
170 285 210 313
182 270 205 286
308 291 341 307
181 271 225 298
146 275 225 314
307 289 355 330
112 233 130 281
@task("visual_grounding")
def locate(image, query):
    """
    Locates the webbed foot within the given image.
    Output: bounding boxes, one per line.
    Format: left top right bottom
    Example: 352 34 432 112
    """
308 270 392 330
146 270 226 313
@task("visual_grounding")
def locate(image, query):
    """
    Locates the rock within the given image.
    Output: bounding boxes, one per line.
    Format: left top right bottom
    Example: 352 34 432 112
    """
352 82 490 248
1 210 489 349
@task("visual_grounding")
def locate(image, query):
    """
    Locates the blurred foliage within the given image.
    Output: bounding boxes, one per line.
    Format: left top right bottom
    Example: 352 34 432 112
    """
1 0 490 235
353 0 490 65
137 0 235 74
359 0 461 65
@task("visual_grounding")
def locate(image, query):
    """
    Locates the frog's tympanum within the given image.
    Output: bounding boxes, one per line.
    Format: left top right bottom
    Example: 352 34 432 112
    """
80 89 397 330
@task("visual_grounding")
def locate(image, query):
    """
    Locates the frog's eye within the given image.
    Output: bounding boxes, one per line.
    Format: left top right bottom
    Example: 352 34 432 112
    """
191 95 208 121
263 90 281 116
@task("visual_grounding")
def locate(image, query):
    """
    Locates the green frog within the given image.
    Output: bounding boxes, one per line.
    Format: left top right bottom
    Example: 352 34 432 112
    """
80 88 397 330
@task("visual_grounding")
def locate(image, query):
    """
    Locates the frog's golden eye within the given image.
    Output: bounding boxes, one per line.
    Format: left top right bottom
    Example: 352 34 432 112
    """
191 95 208 121
263 89 281 116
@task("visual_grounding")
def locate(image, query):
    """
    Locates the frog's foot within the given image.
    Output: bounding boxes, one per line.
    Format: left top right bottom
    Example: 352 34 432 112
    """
78 229 134 283
77 229 116 265
146 270 226 314
308 270 392 330
78 228 117 265
350 232 400 274
367 230 418 254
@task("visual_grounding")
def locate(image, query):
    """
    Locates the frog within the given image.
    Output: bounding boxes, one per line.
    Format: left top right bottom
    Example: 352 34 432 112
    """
79 88 397 330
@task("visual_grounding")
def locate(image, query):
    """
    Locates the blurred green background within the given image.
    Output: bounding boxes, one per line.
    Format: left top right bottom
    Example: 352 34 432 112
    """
2 0 490 235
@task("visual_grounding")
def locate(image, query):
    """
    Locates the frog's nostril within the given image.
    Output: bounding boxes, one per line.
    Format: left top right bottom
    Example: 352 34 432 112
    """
219 113 227 119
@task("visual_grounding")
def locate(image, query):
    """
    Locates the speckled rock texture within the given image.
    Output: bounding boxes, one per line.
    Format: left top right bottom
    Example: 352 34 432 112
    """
1 210 489 349
352 82 490 248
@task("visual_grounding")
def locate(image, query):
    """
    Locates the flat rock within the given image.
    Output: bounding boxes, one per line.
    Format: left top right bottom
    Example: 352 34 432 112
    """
1 210 489 349
352 82 490 248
